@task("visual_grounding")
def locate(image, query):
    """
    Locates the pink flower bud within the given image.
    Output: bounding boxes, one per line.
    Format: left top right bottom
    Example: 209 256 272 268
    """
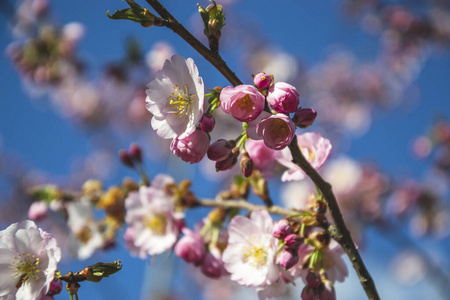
267 82 300 113
200 114 215 133
128 143 143 163
301 281 336 300
119 149 134 168
215 148 240 171
48 278 63 296
278 248 299 270
292 108 317 129
220 85 265 122
284 234 302 249
273 219 292 239
253 72 272 90
306 271 321 289
28 201 48 221
171 129 210 164
256 114 296 150
207 139 236 161
201 251 225 279
240 152 254 177
174 229 205 264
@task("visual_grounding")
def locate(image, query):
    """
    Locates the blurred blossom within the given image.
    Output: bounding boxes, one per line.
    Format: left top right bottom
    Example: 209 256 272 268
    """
412 136 433 158
28 201 48 221
247 49 300 83
390 251 426 286
281 180 315 210
323 156 362 196
145 41 175 74
124 175 184 256
277 132 332 182
66 202 103 260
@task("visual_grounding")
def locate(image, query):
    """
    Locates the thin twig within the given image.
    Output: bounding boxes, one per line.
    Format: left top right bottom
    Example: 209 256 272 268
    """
139 1 380 299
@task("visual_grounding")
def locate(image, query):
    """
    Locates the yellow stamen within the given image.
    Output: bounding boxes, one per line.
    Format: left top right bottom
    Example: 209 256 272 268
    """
243 245 268 268
167 84 195 118
9 253 41 289
142 214 167 235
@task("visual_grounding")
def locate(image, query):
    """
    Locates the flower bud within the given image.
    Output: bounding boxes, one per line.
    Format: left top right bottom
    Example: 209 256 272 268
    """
215 148 240 171
207 139 236 161
253 72 272 90
174 229 205 264
267 82 300 114
273 219 292 239
119 149 134 168
278 248 299 270
171 129 210 164
200 114 215 133
284 234 302 249
292 108 317 129
128 143 143 163
240 152 254 177
48 278 63 296
306 271 321 289
201 251 224 279
256 113 296 150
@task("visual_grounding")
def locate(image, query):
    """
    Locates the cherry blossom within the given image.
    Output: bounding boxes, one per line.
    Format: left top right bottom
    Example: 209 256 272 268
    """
146 55 204 139
0 220 61 300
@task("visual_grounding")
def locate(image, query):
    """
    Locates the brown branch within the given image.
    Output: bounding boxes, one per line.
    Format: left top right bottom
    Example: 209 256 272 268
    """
135 1 380 299
144 0 242 86
288 136 380 300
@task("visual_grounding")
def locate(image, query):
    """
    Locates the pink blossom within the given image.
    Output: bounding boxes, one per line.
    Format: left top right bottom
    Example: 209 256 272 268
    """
246 139 277 178
146 55 204 139
0 221 61 300
277 248 299 270
28 201 48 221
220 85 265 122
124 175 184 256
253 72 272 90
256 114 296 150
267 82 299 114
174 228 205 264
222 210 279 287
246 111 271 140
170 129 210 164
277 132 332 182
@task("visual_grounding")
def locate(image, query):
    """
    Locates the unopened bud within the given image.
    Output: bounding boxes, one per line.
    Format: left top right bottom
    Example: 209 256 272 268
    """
240 152 254 177
306 271 321 289
253 72 272 90
292 108 317 129
208 208 226 225
306 231 330 251
48 278 62 296
200 114 215 133
128 143 142 163
278 248 299 270
119 149 134 168
207 139 236 161
284 234 302 249
215 148 240 171
273 219 292 239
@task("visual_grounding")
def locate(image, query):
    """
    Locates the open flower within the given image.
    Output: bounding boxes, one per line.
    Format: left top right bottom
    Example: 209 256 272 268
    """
277 132 332 182
222 210 279 287
0 220 61 300
124 175 183 256
220 85 265 122
146 55 204 139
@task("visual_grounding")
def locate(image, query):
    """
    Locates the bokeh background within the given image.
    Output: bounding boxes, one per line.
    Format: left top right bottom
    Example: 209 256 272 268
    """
1 0 450 299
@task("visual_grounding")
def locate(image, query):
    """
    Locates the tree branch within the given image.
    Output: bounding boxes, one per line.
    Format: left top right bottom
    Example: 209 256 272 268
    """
138 1 380 299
